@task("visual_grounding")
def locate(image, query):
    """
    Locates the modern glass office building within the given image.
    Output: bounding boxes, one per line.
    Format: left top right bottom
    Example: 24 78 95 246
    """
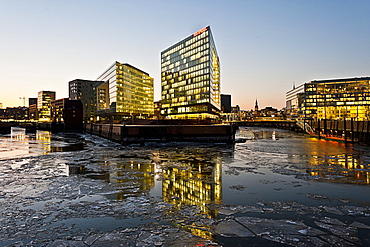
161 26 221 119
299 77 370 120
37 91 56 122
96 61 154 120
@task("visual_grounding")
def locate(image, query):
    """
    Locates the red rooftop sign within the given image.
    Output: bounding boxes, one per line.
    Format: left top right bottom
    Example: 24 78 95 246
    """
193 27 207 37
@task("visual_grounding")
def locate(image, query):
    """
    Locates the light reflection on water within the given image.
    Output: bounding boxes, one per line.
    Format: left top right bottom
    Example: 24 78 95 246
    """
3 128 369 202
68 127 370 239
236 127 370 185
1 127 370 242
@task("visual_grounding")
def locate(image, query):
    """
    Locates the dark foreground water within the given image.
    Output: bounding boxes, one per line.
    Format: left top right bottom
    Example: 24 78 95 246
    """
0 127 370 246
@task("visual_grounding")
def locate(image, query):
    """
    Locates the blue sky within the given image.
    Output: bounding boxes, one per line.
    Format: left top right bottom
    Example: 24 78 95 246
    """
1 0 369 110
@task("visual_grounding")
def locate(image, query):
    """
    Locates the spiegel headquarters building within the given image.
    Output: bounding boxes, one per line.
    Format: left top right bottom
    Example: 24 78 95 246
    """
160 26 221 119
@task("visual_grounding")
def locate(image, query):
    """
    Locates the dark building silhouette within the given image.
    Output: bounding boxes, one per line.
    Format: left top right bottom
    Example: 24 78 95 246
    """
69 79 104 123
221 94 232 113
254 99 260 117
0 107 29 120
260 106 278 117
28 97 38 120
154 101 162 120
28 98 37 107
51 98 83 131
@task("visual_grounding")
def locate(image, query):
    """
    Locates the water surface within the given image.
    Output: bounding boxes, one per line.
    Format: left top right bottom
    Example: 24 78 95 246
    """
1 128 370 246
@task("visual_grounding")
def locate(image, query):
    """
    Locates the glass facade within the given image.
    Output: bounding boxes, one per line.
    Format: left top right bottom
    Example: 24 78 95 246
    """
302 77 370 120
161 26 221 119
37 91 56 122
96 61 154 118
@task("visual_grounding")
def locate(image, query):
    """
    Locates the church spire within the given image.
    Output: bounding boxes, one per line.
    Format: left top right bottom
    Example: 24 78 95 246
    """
255 98 258 110
254 98 259 117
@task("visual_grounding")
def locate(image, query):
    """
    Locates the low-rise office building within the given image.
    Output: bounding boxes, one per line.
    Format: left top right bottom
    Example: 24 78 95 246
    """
51 98 83 130
286 77 370 120
96 61 154 122
285 84 305 119
0 107 29 120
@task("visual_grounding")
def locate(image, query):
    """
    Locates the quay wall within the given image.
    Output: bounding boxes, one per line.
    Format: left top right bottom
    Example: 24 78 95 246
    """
231 119 370 145
307 119 370 145
0 122 37 134
85 123 236 144
234 119 370 145
233 120 298 131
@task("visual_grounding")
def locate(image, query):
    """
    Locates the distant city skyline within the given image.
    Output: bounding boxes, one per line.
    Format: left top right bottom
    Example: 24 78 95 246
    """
1 0 369 110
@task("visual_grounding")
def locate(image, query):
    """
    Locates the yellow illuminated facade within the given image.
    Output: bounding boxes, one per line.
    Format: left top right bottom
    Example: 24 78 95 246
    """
162 161 222 239
305 141 370 184
36 130 51 154
161 26 221 119
113 161 155 200
301 77 370 120
37 91 56 122
96 61 154 120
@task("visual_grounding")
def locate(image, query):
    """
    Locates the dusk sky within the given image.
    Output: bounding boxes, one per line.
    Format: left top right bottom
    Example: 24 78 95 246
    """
1 0 369 110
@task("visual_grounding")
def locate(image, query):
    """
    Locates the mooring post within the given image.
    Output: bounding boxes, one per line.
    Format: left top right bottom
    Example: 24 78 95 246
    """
108 123 113 140
351 118 354 143
344 119 347 144
367 120 370 145
361 120 365 143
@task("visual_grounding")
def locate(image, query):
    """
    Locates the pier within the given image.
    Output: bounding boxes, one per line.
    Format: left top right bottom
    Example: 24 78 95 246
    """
305 119 370 145
85 123 237 144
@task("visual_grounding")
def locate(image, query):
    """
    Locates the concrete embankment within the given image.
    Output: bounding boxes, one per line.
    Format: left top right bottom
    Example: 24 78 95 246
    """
85 123 237 144
0 122 37 134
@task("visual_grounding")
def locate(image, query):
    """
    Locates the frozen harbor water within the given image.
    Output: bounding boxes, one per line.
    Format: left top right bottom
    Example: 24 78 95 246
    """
0 127 370 246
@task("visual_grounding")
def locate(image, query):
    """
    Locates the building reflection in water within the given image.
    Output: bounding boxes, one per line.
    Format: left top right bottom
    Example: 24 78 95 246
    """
67 148 224 239
10 127 26 140
307 153 370 184
240 128 370 185
297 138 370 184
113 161 155 200
36 130 52 154
69 160 155 201
162 162 222 209
158 151 222 240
